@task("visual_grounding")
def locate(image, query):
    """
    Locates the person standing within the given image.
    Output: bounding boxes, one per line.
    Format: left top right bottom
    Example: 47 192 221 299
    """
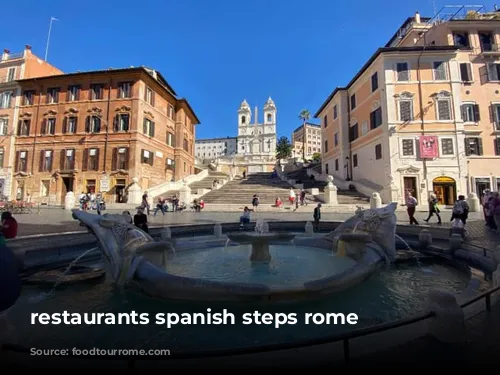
402 192 419 225
482 189 492 223
141 191 150 215
423 192 441 224
313 203 322 231
0 212 18 239
252 194 259 211
289 188 296 206
451 195 470 225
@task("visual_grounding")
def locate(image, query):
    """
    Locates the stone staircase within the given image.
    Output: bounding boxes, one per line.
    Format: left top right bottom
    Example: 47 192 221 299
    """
201 172 294 204
284 167 369 205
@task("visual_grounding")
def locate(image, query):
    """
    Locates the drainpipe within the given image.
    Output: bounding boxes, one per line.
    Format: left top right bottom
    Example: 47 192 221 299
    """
416 47 428 197
103 76 112 172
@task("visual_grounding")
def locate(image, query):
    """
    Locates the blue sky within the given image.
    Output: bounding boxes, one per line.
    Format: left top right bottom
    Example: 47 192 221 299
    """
2 1 497 139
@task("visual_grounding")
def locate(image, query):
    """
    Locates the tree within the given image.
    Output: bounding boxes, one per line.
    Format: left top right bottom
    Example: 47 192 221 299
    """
276 136 292 159
298 109 311 160
311 152 321 162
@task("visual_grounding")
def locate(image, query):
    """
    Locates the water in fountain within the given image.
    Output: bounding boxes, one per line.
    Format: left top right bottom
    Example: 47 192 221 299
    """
161 227 172 240
214 223 223 238
304 222 314 236
394 234 432 273
29 247 99 303
255 219 266 234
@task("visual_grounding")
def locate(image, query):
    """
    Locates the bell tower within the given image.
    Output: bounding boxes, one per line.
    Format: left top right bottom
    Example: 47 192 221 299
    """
238 99 251 127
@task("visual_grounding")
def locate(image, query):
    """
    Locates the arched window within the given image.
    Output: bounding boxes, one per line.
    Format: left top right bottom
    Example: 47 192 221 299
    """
241 115 246 124
267 113 272 122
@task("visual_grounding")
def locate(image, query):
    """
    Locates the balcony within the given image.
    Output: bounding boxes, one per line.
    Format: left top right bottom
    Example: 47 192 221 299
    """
2 52 24 61
479 44 500 57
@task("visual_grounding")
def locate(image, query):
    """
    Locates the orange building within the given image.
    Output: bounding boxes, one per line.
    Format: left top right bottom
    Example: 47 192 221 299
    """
0 45 62 199
15 66 199 205
316 7 500 206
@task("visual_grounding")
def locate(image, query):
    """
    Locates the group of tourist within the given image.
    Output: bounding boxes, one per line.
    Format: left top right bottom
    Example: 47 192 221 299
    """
79 191 106 215
482 189 500 230
142 192 187 216
272 189 308 209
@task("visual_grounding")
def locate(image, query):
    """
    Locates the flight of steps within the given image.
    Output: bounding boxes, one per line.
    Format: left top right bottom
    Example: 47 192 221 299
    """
201 172 293 205
284 167 369 205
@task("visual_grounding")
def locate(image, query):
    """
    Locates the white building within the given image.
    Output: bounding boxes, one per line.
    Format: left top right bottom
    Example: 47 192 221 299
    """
195 137 237 159
237 98 277 156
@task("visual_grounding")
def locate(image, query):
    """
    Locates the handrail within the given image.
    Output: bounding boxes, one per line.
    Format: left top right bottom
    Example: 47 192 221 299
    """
2 284 499 364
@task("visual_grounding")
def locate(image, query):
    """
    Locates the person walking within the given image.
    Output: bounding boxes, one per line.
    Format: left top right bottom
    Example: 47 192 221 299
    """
289 188 296 206
313 203 322 231
402 192 419 225
482 189 491 223
141 191 150 215
451 195 469 225
423 192 441 224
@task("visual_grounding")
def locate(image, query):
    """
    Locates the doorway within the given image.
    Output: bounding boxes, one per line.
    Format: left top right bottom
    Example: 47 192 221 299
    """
115 179 126 203
432 176 457 206
61 177 74 204
474 177 491 202
403 176 417 199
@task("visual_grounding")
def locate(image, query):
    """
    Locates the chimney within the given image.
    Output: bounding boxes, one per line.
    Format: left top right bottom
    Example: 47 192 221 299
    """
415 11 421 23
25 45 32 50
2 49 10 61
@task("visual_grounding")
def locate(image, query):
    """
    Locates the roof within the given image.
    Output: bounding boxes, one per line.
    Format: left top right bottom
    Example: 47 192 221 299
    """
385 16 432 48
196 136 237 142
177 98 201 125
292 122 321 134
17 66 177 96
314 45 460 118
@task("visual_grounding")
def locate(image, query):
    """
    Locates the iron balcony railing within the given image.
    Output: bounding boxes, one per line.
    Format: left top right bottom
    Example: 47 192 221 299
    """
1 284 499 367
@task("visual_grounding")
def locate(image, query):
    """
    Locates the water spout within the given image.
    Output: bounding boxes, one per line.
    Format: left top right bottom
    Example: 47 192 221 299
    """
304 222 314 236
254 219 268 234
214 223 223 238
161 227 172 240
30 247 99 302
395 234 431 272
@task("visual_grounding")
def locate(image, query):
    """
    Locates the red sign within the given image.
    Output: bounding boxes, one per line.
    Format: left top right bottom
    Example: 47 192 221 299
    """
419 136 438 159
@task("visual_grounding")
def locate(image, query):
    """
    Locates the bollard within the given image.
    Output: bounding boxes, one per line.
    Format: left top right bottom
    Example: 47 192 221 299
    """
37 203 41 215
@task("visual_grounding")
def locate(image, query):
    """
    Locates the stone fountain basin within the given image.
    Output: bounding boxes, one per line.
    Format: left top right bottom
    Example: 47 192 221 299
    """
23 266 106 286
226 232 296 244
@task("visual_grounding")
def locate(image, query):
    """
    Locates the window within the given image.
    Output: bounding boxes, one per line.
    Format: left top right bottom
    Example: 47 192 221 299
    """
495 139 500 156
7 68 15 82
46 87 59 104
436 92 452 121
487 63 500 81
370 107 382 129
441 138 454 155
375 144 382 160
23 90 35 105
41 180 50 197
324 140 328 153
167 104 174 119
464 137 482 156
42 118 56 135
0 147 3 167
460 63 472 82
241 115 246 124
67 85 80 101
114 147 129 170
0 91 12 108
335 159 339 171
350 94 356 110
184 162 187 172
399 97 413 122
17 119 30 136
349 123 359 142
333 105 338 119
114 113 130 131
118 82 132 98
492 104 500 131
371 72 378 92
167 132 175 147
142 149 154 166
396 62 409 81
0 119 7 135
453 32 470 48
85 116 101 133
323 115 328 128
83 148 99 171
325 163 329 174
39 150 53 172
267 113 272 123
433 61 447 81
334 132 338 146
143 118 155 137
166 158 174 170
16 151 28 172
353 154 358 167
461 103 480 123
90 84 103 100
402 139 415 156
361 121 369 135
64 117 77 133
479 32 493 52
183 138 189 152
61 149 75 170
145 87 154 105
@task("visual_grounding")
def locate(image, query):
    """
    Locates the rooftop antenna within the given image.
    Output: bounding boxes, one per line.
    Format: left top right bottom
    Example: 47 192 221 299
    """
44 17 59 61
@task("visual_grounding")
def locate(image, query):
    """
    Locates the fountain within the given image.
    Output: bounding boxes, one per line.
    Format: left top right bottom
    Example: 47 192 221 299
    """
226 219 295 263
304 222 314 236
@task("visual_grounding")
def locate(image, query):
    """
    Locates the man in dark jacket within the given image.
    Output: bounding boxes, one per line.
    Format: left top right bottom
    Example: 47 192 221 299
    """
313 203 322 231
